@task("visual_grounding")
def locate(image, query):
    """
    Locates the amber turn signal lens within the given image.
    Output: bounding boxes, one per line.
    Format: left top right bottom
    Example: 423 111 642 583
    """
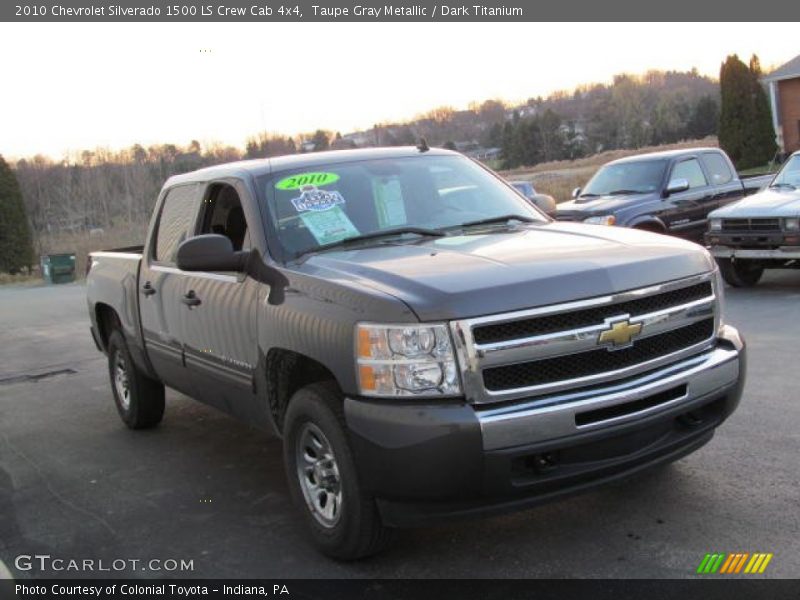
357 327 373 358
358 365 376 391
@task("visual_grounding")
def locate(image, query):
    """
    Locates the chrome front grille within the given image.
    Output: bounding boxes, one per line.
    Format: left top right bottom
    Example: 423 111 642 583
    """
450 274 718 405
721 218 781 233
482 319 714 391
472 281 712 345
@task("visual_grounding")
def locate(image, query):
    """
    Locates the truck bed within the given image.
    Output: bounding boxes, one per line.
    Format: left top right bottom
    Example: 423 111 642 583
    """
87 247 144 353
740 173 774 194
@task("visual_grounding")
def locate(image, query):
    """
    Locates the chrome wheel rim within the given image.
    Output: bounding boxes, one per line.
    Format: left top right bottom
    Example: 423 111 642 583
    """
113 350 131 410
295 422 342 528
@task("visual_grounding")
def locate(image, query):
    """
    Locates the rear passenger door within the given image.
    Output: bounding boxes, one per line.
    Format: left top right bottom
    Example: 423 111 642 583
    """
662 157 713 242
180 180 259 417
139 183 200 394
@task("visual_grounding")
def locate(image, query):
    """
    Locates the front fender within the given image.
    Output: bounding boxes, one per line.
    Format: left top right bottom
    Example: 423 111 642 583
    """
627 214 667 232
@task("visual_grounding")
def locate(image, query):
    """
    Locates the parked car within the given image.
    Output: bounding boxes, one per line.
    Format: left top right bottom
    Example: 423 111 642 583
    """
87 147 745 559
556 148 773 242
509 180 558 216
705 151 800 286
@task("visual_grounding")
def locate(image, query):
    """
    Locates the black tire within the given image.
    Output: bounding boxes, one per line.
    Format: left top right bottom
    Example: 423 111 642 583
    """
107 329 165 429
283 382 391 560
717 258 764 287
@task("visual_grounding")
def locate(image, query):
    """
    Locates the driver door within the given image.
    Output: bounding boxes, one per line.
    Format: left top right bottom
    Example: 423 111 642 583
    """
180 180 259 418
663 157 713 242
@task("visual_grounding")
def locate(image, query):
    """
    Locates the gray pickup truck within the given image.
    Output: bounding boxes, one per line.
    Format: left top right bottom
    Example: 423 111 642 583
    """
87 147 745 559
706 151 800 287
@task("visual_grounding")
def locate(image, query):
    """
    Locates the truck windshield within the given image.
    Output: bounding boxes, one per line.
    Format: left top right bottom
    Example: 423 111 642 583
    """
770 155 800 189
259 154 546 259
581 159 667 197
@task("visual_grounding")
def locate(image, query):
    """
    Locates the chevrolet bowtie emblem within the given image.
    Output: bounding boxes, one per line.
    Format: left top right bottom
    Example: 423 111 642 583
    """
598 319 642 348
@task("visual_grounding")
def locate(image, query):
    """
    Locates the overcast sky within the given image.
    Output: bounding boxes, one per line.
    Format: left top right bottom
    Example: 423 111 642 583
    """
0 22 797 159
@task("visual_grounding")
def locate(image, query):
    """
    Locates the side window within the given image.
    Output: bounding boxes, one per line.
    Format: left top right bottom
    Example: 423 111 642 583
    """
154 184 199 264
198 183 249 252
671 159 708 189
700 153 734 185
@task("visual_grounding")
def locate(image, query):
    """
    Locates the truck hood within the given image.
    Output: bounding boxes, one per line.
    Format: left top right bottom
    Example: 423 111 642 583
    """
292 223 713 321
557 193 653 216
710 187 800 218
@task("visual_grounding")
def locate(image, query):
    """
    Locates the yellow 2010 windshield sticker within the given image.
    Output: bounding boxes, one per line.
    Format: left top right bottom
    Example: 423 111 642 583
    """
275 171 339 191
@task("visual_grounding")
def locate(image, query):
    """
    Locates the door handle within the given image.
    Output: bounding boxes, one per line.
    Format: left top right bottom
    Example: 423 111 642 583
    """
142 282 156 296
181 290 202 307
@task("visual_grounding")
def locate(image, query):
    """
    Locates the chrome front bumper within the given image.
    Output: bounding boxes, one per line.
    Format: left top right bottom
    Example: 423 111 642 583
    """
710 245 800 260
476 326 743 451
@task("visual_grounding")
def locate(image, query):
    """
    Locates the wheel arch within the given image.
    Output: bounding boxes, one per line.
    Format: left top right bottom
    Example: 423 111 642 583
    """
630 217 668 234
264 348 342 435
94 302 122 352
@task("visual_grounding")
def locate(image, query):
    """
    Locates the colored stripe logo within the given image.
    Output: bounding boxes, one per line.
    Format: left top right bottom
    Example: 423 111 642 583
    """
696 553 773 574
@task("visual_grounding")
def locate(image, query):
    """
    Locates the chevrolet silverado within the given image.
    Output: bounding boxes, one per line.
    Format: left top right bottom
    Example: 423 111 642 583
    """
86 147 745 559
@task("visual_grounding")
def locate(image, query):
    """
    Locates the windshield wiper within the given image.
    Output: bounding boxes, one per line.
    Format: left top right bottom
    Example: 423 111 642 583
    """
292 226 445 259
452 214 537 230
606 189 645 195
578 192 600 198
769 182 797 190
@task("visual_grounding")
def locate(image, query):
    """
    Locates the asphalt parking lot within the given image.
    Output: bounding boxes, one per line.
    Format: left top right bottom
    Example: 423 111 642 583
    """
0 274 798 579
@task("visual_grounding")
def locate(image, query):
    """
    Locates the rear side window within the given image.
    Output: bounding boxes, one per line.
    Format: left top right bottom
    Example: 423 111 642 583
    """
700 153 734 185
671 159 708 189
154 184 199 264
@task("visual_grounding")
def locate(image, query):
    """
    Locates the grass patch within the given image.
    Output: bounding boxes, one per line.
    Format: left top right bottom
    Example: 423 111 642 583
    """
738 163 779 177
33 223 147 280
0 272 42 286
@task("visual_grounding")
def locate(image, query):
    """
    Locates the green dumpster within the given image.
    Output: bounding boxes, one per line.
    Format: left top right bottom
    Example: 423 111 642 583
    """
41 253 76 284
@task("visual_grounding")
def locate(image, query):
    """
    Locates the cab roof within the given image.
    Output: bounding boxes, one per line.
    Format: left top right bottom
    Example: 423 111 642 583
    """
610 147 721 165
165 146 457 186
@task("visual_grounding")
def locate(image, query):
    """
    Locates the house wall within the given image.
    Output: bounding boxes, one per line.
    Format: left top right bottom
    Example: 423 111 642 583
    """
778 77 800 153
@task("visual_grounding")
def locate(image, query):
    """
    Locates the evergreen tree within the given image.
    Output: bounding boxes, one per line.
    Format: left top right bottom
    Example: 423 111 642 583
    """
719 54 777 169
746 55 778 168
310 130 330 152
0 155 35 273
501 121 519 168
688 95 719 139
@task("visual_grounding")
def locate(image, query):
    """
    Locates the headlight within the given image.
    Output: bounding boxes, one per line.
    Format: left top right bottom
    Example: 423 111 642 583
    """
583 215 616 226
709 218 722 231
356 323 461 397
784 217 800 231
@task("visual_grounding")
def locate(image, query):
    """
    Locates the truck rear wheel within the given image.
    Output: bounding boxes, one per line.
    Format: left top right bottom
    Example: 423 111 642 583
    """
107 329 165 429
283 382 391 560
718 258 764 287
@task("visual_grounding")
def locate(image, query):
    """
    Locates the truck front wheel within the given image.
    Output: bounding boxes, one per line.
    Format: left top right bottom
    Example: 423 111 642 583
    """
283 382 391 559
106 329 165 429
718 258 764 287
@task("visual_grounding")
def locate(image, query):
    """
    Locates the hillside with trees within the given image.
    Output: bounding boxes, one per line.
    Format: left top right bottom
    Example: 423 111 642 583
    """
0 60 779 276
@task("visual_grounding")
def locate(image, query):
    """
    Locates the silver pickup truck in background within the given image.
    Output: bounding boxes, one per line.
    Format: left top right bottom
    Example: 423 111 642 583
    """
86 147 746 559
707 151 800 287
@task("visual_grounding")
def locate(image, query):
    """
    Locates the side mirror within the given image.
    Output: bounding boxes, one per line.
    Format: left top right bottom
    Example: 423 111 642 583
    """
665 178 690 196
531 193 557 216
176 234 248 272
572 187 581 199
